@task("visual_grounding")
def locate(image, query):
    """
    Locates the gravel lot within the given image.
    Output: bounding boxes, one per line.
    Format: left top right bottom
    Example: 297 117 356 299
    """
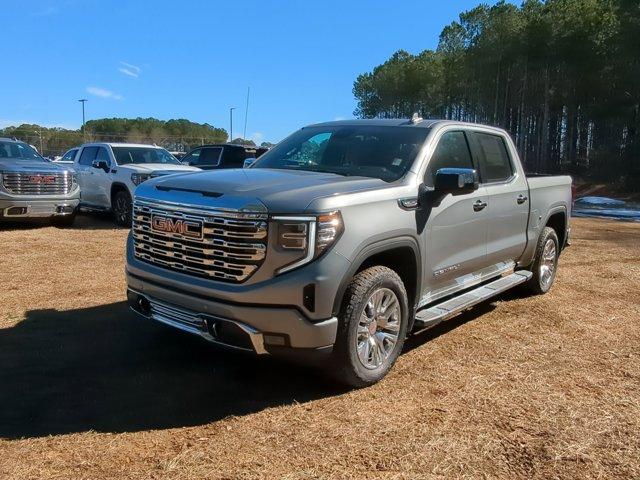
0 216 638 479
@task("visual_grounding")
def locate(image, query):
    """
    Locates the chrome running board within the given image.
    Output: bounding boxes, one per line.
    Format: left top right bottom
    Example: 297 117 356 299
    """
414 271 532 329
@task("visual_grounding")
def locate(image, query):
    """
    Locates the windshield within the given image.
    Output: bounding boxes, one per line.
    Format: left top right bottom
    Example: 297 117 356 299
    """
0 141 46 162
252 125 428 182
111 146 180 165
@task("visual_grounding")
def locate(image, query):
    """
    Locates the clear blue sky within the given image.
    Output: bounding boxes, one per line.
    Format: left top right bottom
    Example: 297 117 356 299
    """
3 0 486 143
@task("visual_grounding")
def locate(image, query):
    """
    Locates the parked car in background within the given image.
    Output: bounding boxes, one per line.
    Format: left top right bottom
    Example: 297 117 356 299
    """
53 148 79 165
180 144 268 170
74 142 200 226
169 151 187 161
0 137 79 226
126 118 572 387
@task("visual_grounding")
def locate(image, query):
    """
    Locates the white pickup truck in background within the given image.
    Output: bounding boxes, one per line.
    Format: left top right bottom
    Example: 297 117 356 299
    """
72 143 199 226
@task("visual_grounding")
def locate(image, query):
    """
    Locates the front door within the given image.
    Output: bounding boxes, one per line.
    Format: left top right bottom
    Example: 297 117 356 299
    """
76 146 98 205
420 130 489 305
90 146 113 208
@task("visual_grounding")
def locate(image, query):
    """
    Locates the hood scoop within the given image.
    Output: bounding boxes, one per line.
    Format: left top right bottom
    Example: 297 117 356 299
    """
155 184 223 198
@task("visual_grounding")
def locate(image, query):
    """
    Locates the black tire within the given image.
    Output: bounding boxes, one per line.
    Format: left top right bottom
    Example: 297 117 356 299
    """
113 190 133 227
523 226 560 295
331 266 409 388
52 210 77 228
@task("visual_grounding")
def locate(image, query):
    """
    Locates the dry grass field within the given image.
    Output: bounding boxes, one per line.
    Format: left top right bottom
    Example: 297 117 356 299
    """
0 216 638 479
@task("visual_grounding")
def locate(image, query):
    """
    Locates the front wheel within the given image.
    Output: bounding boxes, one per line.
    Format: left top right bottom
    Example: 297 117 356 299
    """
331 266 409 388
113 190 132 227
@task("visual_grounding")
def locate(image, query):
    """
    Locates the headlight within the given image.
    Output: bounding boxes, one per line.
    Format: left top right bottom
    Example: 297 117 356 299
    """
273 211 343 274
131 173 152 186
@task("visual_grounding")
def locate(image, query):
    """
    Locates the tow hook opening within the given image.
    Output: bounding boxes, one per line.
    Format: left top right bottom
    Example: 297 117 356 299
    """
55 205 75 215
5 206 28 216
129 291 151 316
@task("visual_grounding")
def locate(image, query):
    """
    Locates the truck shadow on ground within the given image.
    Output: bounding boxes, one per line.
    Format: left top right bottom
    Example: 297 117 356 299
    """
0 301 347 439
0 213 121 232
0 298 500 440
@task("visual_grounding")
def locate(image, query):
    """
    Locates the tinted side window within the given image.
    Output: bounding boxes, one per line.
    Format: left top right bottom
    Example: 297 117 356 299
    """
182 148 201 165
78 146 98 166
95 147 110 164
62 149 77 161
199 147 222 166
425 131 474 186
474 133 512 182
224 148 247 168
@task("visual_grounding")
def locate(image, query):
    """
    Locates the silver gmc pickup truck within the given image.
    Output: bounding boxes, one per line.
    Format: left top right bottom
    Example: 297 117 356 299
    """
126 118 572 387
0 138 79 225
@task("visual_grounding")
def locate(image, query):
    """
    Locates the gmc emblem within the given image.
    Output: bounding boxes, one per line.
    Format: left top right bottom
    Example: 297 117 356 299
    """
28 175 56 184
151 215 203 239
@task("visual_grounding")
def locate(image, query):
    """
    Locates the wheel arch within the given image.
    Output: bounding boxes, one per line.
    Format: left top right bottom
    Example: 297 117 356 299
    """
332 237 422 328
110 182 131 207
545 208 567 250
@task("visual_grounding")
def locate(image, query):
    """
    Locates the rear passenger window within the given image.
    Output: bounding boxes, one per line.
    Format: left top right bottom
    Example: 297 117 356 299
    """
78 147 98 166
425 131 474 187
474 133 513 182
199 147 222 166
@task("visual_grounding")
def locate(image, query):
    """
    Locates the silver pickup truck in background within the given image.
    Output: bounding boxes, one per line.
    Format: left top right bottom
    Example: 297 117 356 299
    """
126 118 572 387
0 138 79 226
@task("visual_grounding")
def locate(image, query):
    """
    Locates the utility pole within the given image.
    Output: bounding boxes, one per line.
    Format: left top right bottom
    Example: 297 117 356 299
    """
243 86 250 141
229 107 236 143
78 99 88 140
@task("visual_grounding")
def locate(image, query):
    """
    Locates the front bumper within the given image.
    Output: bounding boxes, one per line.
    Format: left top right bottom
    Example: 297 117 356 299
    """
0 197 79 219
126 272 339 355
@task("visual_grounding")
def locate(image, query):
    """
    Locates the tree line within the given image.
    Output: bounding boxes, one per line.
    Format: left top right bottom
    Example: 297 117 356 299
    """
353 0 640 187
0 118 272 157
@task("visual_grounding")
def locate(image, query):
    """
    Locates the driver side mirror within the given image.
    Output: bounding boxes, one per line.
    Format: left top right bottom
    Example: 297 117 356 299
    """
243 158 256 169
92 159 109 172
434 168 479 194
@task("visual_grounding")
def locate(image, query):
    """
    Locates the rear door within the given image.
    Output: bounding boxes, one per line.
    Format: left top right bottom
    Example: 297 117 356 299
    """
469 131 529 265
422 129 489 297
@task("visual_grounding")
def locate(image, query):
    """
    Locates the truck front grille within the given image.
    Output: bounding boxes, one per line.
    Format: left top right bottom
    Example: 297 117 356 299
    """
132 198 268 283
2 172 74 195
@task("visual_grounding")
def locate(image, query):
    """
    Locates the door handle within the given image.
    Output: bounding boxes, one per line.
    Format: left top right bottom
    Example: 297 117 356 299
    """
473 200 487 212
517 194 528 204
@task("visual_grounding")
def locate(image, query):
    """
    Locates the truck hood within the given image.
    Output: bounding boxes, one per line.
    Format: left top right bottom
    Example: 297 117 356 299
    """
0 159 74 174
137 168 391 213
119 163 200 174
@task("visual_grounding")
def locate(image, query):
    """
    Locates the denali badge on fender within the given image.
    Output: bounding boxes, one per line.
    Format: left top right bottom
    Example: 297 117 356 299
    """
151 215 203 239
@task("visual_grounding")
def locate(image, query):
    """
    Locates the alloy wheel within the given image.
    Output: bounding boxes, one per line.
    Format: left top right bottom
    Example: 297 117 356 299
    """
355 287 401 370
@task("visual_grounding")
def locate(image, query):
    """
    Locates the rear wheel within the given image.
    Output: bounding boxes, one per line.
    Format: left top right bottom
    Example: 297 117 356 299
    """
113 190 132 227
523 226 559 295
331 266 409 388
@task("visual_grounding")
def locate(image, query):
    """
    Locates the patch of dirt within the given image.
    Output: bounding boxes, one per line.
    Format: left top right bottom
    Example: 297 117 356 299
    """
0 216 638 479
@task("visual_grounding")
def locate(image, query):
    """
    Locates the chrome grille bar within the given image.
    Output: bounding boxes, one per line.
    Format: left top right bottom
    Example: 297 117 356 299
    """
2 172 74 195
132 199 268 283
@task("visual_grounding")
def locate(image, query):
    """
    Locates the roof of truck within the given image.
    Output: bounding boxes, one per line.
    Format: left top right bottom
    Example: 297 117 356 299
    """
307 118 504 132
78 142 165 148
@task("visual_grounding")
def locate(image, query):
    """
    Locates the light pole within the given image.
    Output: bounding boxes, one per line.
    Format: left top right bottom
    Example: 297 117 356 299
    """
229 107 236 143
243 86 250 140
78 99 88 140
